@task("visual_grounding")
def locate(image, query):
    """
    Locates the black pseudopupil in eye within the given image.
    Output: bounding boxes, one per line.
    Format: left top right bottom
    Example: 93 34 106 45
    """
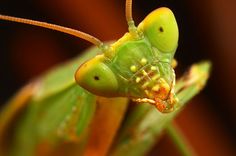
159 27 164 32
94 76 99 80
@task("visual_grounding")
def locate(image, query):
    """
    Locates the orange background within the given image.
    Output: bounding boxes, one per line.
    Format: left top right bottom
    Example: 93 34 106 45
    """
0 0 235 155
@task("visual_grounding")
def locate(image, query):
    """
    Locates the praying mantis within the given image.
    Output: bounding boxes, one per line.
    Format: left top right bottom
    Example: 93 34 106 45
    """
0 0 211 156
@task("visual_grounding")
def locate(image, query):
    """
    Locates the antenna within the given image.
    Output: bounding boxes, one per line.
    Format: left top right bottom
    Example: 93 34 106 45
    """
0 14 104 50
126 0 134 24
125 0 138 36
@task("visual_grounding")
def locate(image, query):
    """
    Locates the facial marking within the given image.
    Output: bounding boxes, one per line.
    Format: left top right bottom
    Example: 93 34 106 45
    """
144 90 149 95
136 77 141 83
141 70 148 76
140 58 147 65
152 74 160 81
151 66 157 71
152 85 160 92
129 61 177 113
142 81 150 89
130 65 137 72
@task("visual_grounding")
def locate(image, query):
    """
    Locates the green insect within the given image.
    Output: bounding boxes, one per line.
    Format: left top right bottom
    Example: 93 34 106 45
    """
75 6 179 112
0 0 210 156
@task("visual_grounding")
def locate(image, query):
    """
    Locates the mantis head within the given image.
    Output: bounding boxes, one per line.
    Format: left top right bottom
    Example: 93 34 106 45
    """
75 7 179 113
0 0 179 113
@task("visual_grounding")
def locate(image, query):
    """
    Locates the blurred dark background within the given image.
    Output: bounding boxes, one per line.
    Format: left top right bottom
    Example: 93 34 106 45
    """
0 0 235 155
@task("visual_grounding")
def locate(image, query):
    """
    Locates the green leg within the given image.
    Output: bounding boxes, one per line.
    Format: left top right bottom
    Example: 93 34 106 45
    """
166 123 196 156
110 61 211 156
166 61 212 156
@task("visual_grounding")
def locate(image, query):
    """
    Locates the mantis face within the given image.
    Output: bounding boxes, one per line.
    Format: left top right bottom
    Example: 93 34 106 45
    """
0 1 206 114
75 7 179 113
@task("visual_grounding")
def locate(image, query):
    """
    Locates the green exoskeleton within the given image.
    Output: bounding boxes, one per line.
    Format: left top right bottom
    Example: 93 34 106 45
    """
75 6 179 112
0 0 210 156
0 1 179 113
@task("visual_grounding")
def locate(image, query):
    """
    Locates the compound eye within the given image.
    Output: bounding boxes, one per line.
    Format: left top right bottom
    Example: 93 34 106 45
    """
141 7 179 53
75 55 118 97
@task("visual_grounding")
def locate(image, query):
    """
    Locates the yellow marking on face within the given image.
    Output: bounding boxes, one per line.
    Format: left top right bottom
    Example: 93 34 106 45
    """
152 85 160 91
159 78 170 90
136 77 141 83
142 70 148 76
140 58 147 65
144 90 150 96
130 65 137 72
151 66 157 71
142 81 150 89
152 74 160 81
